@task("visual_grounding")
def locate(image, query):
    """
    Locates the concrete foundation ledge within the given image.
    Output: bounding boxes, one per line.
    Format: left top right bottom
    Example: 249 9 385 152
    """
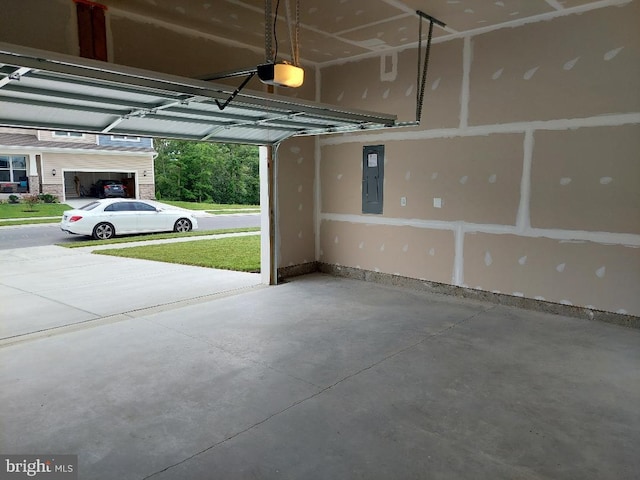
317 262 639 329
278 262 319 281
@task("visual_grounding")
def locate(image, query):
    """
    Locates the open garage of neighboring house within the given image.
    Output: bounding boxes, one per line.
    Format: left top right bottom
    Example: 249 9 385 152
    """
0 128 155 202
63 170 137 199
0 1 638 479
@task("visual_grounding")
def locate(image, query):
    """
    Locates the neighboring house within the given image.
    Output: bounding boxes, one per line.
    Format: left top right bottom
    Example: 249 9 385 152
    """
0 128 156 201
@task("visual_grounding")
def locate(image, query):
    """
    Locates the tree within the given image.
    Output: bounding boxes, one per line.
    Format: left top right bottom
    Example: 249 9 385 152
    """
153 139 259 204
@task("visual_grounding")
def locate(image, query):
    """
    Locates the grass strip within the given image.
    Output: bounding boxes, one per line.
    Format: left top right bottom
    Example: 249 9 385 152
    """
95 235 260 272
0 203 71 218
57 227 260 248
206 209 261 215
0 218 60 226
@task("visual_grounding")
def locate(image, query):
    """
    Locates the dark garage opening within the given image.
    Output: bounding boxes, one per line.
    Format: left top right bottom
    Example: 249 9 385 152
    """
64 170 137 199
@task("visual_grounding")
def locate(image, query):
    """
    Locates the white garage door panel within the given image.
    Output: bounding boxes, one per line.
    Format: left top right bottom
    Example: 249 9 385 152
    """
0 43 398 145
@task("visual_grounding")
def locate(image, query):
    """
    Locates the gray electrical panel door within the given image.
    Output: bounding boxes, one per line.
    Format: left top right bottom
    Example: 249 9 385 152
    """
362 145 384 214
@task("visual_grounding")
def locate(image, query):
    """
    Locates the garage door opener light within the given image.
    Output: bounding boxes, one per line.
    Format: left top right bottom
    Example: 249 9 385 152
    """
257 62 304 88
203 0 304 110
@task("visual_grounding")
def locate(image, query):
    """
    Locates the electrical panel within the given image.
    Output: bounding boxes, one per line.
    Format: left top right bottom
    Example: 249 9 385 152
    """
362 145 384 214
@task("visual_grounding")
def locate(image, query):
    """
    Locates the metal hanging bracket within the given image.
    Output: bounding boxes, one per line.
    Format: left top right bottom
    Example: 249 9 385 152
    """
415 11 446 124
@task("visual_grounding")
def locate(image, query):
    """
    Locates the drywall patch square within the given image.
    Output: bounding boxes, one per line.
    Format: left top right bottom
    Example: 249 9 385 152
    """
530 125 640 234
320 220 455 285
468 2 640 124
383 134 523 224
321 143 363 215
464 233 640 316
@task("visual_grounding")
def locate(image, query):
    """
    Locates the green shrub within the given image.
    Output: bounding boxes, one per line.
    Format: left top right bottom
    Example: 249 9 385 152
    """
38 193 59 204
8 194 19 204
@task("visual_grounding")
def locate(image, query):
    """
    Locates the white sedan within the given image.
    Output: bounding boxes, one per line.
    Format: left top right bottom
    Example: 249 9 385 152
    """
60 199 198 240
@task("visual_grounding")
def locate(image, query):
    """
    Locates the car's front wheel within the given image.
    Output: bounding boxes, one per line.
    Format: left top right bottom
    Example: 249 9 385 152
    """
93 222 115 240
174 218 192 232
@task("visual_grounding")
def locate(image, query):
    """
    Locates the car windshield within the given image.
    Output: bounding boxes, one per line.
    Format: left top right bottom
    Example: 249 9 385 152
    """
79 201 101 211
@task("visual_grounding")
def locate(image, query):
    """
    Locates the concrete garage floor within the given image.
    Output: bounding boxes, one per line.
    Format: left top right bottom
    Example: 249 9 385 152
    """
1 251 639 479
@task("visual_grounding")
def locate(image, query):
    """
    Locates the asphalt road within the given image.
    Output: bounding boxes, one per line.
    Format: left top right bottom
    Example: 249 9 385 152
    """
0 214 261 250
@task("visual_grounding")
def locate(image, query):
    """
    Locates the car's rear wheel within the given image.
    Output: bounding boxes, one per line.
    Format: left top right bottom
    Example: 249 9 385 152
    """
174 218 192 232
93 222 115 240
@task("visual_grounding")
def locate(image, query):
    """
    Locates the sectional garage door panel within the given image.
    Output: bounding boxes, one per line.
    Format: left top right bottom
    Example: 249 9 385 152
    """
0 43 398 145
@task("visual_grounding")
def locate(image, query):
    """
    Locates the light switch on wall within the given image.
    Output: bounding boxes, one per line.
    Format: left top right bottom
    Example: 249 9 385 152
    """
433 197 442 208
400 196 407 206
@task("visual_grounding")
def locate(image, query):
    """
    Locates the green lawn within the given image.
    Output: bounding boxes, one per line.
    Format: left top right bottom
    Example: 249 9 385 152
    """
95 235 261 272
58 227 260 248
206 208 261 215
0 203 70 219
160 200 259 212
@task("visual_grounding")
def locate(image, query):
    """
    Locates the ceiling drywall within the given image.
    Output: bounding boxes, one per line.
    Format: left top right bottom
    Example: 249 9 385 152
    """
101 0 623 64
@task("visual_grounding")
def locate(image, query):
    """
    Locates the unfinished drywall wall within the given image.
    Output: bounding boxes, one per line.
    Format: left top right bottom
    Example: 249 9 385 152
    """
530 125 640 234
321 39 464 128
469 3 639 124
464 233 640 315
109 15 263 80
318 2 640 316
320 221 456 284
277 136 316 269
0 0 76 55
322 134 524 225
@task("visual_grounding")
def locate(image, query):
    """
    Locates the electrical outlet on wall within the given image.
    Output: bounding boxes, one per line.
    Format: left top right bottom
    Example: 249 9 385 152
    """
400 196 407 207
433 197 442 208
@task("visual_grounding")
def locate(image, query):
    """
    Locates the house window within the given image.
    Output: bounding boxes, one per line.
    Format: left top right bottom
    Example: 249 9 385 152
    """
53 131 84 138
75 0 108 61
111 135 141 142
0 155 27 182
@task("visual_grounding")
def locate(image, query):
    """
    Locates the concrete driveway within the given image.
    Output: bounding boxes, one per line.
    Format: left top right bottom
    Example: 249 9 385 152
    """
1 245 261 341
1 249 639 479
